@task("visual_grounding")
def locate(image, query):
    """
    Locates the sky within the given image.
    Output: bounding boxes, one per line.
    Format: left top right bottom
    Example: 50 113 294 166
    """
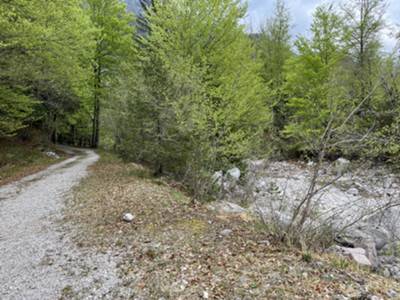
127 0 399 52
244 0 400 52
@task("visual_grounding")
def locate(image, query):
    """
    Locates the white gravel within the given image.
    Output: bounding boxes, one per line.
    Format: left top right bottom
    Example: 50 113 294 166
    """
0 149 121 299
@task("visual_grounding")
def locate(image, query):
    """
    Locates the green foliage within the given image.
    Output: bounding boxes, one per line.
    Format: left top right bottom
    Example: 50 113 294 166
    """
0 86 37 137
116 0 269 197
255 0 292 155
86 0 136 147
0 0 95 142
282 5 350 153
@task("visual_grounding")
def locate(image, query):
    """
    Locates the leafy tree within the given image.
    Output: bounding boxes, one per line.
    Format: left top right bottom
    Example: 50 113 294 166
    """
283 5 349 154
0 0 95 141
255 0 292 155
86 0 135 148
0 87 36 137
258 0 292 90
118 0 269 196
342 0 386 105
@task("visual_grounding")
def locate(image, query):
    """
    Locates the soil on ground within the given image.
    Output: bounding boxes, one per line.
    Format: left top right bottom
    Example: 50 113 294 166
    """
66 152 400 299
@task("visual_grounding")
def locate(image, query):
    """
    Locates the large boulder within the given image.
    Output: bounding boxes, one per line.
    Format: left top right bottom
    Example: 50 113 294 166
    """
335 226 383 267
329 245 372 267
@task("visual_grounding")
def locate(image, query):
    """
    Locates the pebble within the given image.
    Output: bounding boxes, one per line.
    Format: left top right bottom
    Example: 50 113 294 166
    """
220 229 233 237
122 213 134 222
387 289 398 298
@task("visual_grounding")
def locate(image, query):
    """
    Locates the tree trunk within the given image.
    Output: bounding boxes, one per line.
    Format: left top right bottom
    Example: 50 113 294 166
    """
91 63 101 148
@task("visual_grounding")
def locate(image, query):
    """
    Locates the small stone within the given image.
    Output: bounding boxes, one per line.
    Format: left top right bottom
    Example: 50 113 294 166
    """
382 268 391 277
333 295 349 300
347 187 359 196
257 240 270 246
307 161 315 167
202 291 209 299
386 289 398 298
45 151 60 159
335 157 351 176
226 167 241 181
220 229 233 237
122 213 134 222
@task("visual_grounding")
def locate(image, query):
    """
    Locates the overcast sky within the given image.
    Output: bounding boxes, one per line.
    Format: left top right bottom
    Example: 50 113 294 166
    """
244 0 400 51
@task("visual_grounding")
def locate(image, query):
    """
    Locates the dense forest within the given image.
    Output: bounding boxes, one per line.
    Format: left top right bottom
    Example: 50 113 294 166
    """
1 0 399 196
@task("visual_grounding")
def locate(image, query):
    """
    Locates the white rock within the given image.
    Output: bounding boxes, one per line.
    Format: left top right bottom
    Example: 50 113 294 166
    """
122 213 134 222
226 167 241 181
202 291 209 299
45 151 60 159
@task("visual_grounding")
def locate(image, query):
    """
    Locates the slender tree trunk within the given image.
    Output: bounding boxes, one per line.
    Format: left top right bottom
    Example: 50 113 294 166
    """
91 63 101 148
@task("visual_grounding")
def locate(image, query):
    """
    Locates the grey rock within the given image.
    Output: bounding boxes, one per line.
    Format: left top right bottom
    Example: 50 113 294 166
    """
209 201 246 214
45 151 60 159
220 229 233 237
386 289 398 298
380 241 400 256
368 227 390 251
329 246 372 267
383 268 391 277
334 157 351 176
347 187 359 196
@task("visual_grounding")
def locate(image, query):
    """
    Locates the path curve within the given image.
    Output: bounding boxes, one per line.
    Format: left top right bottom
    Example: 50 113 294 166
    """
0 148 120 299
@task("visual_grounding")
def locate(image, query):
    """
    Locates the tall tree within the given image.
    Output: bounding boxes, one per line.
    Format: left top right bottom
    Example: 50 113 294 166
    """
283 4 349 154
258 0 292 89
0 0 95 140
342 0 386 103
256 0 292 149
118 0 269 195
86 0 135 148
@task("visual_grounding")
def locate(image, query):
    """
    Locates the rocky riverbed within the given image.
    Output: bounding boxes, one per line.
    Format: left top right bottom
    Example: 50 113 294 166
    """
213 159 400 279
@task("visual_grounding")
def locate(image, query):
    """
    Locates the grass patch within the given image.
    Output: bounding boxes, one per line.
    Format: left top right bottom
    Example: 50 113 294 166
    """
0 138 66 186
66 151 400 299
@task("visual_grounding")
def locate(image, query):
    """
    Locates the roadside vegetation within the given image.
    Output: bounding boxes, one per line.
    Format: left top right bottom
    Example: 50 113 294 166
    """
66 153 400 299
0 137 65 186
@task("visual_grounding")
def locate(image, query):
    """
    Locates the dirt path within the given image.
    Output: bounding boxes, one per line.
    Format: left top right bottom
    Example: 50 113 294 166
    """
0 149 120 300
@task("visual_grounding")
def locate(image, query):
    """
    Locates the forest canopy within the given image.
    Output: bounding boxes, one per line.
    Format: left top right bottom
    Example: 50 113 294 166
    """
1 0 399 196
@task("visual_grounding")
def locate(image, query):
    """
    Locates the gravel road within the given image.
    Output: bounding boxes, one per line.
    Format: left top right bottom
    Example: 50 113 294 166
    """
0 149 120 299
